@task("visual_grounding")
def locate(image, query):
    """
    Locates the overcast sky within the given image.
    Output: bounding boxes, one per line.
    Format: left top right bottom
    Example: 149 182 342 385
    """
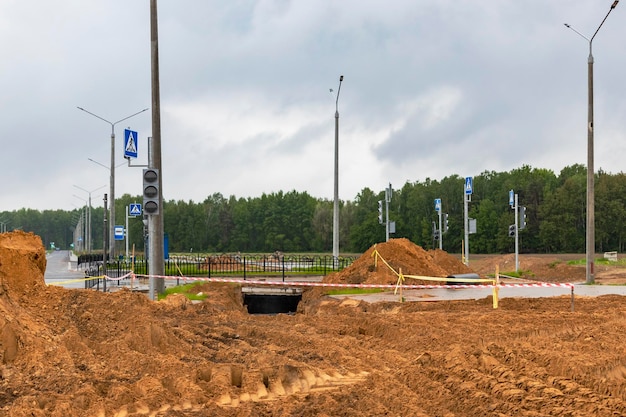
1 0 624 211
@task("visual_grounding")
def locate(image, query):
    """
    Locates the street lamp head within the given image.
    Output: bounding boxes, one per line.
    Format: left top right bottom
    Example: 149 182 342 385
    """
611 0 619 9
563 22 591 43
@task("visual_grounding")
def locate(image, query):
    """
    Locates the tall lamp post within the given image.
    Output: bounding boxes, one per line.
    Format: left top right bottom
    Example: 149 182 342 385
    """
77 106 149 258
330 75 344 267
564 0 619 284
0 217 8 233
74 184 106 252
72 199 88 251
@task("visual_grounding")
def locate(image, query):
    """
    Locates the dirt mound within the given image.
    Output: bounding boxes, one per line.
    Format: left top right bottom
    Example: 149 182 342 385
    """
0 231 46 299
324 238 473 285
0 232 249 416
2 232 626 416
469 253 588 282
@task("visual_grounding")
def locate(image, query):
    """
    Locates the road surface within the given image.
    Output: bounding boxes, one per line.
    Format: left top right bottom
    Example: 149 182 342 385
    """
44 250 86 289
330 282 626 303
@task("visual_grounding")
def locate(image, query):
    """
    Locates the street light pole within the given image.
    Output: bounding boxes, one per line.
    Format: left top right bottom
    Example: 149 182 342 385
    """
564 0 619 285
331 75 344 267
72 197 88 251
74 184 106 252
150 0 166 297
77 106 149 259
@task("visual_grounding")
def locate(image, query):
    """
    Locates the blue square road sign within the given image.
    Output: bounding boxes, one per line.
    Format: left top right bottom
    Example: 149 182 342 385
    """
129 203 142 217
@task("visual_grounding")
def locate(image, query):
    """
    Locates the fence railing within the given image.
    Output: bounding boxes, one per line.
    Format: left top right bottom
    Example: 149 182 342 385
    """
79 253 356 288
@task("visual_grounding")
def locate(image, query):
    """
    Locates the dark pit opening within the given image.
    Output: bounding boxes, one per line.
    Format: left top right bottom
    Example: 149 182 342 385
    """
242 287 302 314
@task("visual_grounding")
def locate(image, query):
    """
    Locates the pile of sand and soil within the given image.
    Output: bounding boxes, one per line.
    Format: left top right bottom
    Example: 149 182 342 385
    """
3 232 626 416
324 237 473 286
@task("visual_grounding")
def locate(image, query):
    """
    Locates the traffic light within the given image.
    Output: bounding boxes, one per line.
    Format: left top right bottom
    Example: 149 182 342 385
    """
433 230 440 240
508 224 516 237
443 213 449 233
378 200 383 224
519 206 527 229
143 168 160 215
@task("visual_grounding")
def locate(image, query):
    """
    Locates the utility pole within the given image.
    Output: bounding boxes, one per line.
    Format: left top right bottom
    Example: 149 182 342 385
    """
149 0 165 298
463 177 473 265
103 194 108 293
332 75 343 268
564 1 620 284
514 193 519 272
385 183 392 242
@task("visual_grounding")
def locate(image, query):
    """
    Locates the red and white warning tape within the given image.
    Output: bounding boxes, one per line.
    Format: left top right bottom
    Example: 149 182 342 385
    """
118 273 574 290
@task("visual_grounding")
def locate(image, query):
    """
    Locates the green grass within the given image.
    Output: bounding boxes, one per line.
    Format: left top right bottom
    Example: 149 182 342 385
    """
109 262 338 278
567 257 626 266
325 288 386 296
168 251 362 258
596 257 626 266
158 282 209 301
490 270 533 279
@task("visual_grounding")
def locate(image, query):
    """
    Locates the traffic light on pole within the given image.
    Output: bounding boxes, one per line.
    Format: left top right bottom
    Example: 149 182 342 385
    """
378 200 383 224
433 229 440 240
508 224 516 237
519 206 527 229
142 168 160 215
443 213 449 233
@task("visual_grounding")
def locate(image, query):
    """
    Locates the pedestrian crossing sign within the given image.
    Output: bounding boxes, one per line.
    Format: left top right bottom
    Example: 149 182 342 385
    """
124 129 138 159
129 203 142 216
465 177 473 195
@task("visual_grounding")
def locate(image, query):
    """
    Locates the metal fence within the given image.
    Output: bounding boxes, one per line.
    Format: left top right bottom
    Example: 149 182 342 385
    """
79 253 356 289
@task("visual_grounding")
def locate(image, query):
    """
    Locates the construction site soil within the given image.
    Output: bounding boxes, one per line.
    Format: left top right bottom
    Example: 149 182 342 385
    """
2 231 626 416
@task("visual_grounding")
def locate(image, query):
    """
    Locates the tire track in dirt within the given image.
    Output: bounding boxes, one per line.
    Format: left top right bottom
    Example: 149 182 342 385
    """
507 316 626 406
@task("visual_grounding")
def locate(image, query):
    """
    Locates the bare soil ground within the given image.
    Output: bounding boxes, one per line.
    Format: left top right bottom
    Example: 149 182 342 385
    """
2 232 626 416
469 252 626 284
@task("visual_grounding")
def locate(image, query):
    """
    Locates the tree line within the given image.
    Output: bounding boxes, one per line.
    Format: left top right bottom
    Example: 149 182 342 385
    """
3 164 626 256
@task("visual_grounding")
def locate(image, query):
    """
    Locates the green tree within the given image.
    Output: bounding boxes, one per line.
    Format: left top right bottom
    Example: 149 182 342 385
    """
596 171 626 252
348 187 384 252
539 171 586 252
311 200 332 251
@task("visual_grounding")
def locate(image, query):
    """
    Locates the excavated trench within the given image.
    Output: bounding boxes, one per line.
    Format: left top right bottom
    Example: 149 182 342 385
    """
242 287 302 314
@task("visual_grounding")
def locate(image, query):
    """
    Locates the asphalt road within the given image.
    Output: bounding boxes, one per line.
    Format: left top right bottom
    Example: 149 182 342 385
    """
330 283 626 304
44 250 86 289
